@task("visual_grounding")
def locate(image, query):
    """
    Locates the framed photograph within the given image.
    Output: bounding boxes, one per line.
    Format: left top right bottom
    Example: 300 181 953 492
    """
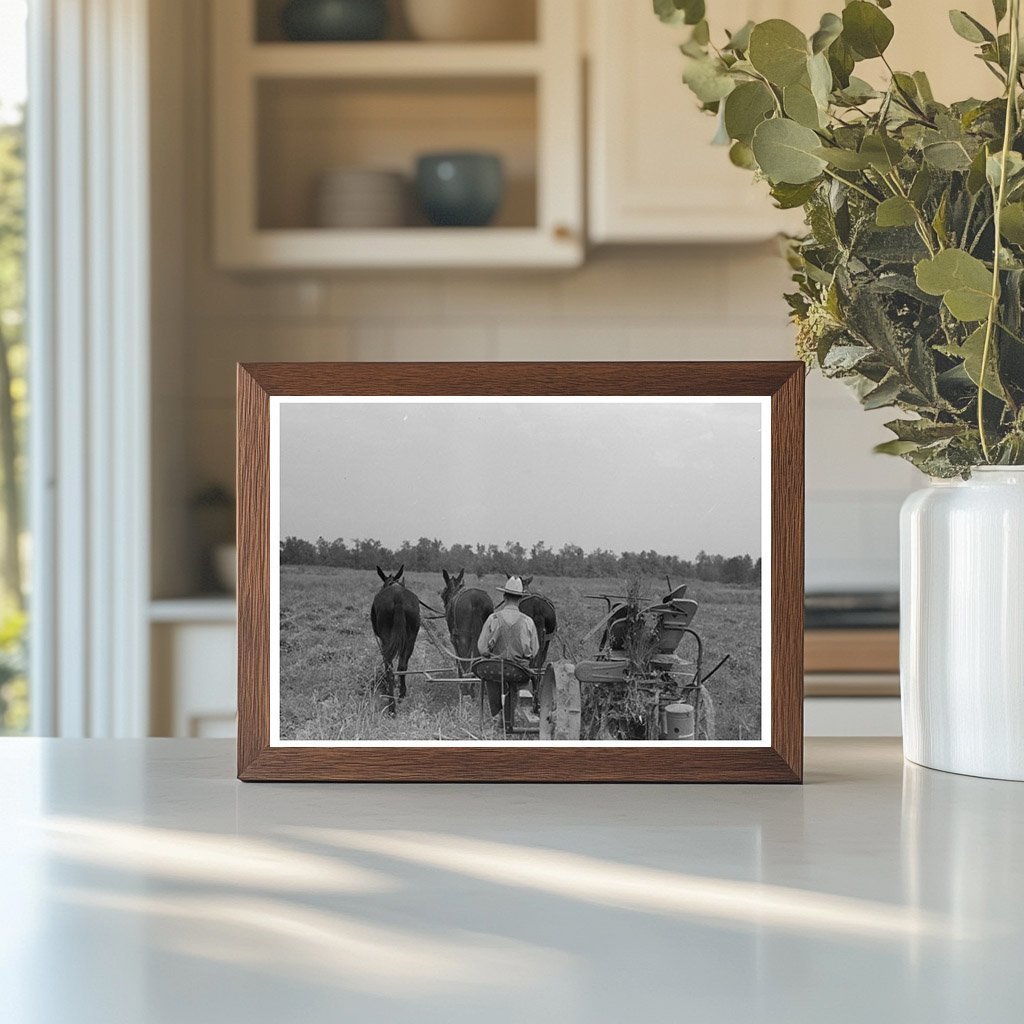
237 362 803 782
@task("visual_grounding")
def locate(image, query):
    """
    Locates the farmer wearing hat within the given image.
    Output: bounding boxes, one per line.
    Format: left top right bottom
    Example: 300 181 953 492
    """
477 576 539 664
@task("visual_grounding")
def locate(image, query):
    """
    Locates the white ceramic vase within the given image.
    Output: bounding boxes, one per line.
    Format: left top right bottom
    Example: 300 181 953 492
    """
900 467 1024 780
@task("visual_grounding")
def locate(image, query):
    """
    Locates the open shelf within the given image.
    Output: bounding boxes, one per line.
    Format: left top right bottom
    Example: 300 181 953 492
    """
254 0 538 44
257 76 538 232
249 41 544 77
212 0 582 268
217 227 579 269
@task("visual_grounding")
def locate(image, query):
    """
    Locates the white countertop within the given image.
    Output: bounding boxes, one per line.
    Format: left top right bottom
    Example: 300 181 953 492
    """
1 738 1020 1023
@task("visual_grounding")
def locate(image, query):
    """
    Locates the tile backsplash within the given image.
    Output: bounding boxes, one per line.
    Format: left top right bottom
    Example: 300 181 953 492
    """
181 247 916 592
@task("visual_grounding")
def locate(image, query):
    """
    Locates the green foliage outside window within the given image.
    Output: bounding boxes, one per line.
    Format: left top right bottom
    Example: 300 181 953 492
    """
0 110 27 733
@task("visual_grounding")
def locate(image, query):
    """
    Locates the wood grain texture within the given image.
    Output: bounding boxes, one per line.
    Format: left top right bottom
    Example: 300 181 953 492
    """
236 361 805 783
237 366 271 778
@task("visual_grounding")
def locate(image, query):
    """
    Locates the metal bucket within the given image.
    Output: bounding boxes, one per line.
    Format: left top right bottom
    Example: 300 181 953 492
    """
661 702 695 740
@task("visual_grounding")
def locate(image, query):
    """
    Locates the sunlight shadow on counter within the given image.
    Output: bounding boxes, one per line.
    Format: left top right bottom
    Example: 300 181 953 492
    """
290 826 972 943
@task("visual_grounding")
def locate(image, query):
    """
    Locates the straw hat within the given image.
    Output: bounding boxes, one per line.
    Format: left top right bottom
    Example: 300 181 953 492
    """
496 576 526 597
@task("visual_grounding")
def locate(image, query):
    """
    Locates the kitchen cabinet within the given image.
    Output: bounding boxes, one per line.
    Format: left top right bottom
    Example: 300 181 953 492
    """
150 600 237 738
211 0 583 269
587 0 998 244
587 0 812 243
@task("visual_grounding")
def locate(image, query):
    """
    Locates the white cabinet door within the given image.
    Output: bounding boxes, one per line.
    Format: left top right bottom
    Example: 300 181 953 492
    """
588 0 811 243
587 0 997 244
151 619 237 738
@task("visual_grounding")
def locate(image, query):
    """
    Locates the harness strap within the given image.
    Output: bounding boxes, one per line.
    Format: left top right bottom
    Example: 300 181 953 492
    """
379 579 445 617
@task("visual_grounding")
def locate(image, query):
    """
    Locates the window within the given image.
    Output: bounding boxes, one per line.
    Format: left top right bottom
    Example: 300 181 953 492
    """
0 0 28 734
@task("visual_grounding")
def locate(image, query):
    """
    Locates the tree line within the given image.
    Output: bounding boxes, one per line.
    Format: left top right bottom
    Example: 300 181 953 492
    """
279 536 761 585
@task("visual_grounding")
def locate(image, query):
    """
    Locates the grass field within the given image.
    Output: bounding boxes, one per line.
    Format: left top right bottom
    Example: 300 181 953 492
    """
279 566 762 742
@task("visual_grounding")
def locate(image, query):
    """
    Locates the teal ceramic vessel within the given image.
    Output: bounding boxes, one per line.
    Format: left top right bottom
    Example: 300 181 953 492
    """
281 0 388 42
415 153 505 227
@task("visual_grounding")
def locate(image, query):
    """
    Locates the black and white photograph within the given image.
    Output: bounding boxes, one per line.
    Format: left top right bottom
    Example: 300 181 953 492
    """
270 396 770 745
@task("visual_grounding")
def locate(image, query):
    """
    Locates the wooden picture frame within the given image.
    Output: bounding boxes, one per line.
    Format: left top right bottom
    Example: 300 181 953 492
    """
237 362 804 782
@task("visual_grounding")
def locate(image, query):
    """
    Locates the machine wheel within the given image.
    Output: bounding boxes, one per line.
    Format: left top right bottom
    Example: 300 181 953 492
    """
539 660 581 740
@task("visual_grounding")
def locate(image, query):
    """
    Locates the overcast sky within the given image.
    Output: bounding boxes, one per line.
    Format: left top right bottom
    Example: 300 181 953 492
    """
278 399 763 559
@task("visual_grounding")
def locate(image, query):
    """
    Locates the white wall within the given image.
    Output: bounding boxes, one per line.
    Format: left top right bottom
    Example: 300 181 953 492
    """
156 0 920 598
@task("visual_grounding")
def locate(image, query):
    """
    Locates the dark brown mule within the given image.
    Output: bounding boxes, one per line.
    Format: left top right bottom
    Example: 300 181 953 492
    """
439 569 494 690
370 565 421 716
516 575 557 672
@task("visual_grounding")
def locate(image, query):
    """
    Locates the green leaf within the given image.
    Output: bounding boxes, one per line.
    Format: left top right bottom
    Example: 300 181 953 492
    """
684 1 706 27
939 326 1006 398
967 144 991 193
810 12 843 54
948 10 994 44
837 76 879 104
863 375 903 409
653 0 705 26
986 150 1024 191
909 164 933 205
748 20 809 86
723 81 775 144
751 118 828 184
875 439 922 455
771 180 820 209
1000 203 1024 244
923 141 972 171
784 80 824 129
884 418 964 443
842 1 895 59
814 146 872 170
729 140 757 170
653 0 681 23
891 72 924 112
913 71 935 104
876 197 918 228
682 57 736 104
828 35 856 88
932 190 950 247
915 249 994 322
807 51 833 109
860 133 904 173
724 20 755 53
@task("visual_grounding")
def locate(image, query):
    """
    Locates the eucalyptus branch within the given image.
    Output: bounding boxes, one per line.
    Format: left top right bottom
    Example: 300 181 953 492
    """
822 168 880 205
961 191 980 249
884 170 939 254
979 0 1021 462
969 212 994 253
666 1 1024 474
749 68 784 117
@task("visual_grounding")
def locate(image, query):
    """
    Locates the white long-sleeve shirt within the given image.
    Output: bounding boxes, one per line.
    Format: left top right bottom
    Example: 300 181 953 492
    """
477 607 539 661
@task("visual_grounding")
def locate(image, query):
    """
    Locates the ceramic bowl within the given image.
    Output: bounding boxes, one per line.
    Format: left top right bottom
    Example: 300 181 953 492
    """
316 168 407 228
403 0 534 42
281 0 388 42
415 152 504 227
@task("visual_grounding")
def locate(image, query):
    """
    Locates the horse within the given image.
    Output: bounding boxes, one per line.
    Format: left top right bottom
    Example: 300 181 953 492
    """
439 569 494 682
370 565 421 716
510 574 557 672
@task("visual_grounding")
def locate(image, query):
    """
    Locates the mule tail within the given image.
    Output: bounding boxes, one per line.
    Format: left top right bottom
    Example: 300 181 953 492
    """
380 607 406 667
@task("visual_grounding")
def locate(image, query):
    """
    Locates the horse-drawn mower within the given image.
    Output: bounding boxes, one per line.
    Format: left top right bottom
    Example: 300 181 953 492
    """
399 578 728 741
